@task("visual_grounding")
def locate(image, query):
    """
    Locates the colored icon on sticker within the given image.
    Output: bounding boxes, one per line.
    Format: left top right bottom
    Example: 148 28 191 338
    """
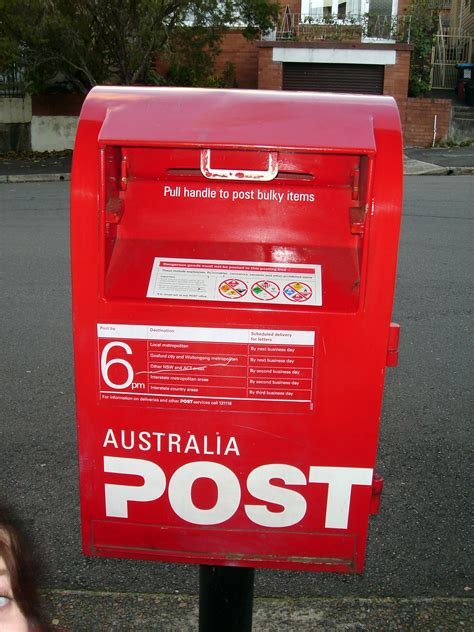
251 280 280 301
283 282 312 302
218 279 248 299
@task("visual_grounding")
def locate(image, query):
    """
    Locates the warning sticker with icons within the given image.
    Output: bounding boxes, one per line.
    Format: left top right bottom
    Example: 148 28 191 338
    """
251 280 280 301
147 258 322 306
218 279 248 299
284 282 313 302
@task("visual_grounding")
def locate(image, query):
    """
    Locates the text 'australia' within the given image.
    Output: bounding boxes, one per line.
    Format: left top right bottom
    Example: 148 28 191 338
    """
103 428 240 456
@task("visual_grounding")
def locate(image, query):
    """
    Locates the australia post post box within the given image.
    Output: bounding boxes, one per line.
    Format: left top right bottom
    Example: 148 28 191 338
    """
71 87 402 574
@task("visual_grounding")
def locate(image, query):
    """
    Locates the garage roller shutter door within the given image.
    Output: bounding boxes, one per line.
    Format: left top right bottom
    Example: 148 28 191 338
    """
282 63 384 95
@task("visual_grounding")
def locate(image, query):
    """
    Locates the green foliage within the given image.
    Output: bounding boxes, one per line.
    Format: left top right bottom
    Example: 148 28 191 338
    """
0 0 279 93
406 0 438 97
160 17 234 88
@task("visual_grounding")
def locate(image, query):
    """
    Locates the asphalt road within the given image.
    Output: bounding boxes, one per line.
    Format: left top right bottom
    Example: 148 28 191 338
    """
0 179 472 607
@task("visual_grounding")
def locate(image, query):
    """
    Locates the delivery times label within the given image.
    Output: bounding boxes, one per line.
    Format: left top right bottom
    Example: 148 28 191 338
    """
147 258 322 306
98 324 316 413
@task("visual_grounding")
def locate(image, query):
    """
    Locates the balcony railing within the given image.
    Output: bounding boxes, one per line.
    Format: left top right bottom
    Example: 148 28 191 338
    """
427 0 451 9
271 12 412 44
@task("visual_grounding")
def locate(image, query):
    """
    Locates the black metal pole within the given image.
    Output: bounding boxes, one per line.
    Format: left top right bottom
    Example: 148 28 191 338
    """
199 565 255 632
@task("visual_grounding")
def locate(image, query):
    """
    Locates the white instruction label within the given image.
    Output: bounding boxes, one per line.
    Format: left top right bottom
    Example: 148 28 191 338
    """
147 258 322 306
97 323 316 412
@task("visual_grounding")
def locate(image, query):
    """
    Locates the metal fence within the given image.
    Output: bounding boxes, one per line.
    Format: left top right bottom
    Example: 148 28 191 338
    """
431 34 473 89
427 0 452 9
275 12 412 43
0 64 25 98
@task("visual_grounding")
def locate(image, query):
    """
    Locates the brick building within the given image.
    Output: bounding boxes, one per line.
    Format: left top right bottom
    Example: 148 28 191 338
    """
2 0 466 150
214 0 455 145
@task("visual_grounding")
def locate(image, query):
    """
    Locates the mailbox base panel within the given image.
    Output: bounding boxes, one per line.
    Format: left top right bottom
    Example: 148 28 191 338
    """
89 523 363 573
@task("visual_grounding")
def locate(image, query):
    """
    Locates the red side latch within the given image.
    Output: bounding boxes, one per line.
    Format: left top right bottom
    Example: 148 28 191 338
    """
370 473 384 515
349 205 367 235
386 322 400 367
120 152 128 191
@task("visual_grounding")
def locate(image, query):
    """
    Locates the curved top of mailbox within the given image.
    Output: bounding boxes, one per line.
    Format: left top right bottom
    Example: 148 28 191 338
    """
79 86 401 153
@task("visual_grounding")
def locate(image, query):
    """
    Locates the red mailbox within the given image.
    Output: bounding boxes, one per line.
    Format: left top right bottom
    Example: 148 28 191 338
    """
71 87 402 573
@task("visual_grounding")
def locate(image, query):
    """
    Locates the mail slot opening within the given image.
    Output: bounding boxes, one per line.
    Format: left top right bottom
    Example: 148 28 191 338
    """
101 145 374 312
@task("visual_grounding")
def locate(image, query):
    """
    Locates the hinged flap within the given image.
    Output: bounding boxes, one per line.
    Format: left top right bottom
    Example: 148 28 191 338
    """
97 88 377 153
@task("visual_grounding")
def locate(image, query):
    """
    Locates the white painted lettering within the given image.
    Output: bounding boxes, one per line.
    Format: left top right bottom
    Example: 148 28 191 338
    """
102 429 239 457
152 432 165 451
245 464 307 527
309 466 373 529
138 431 151 451
168 462 240 525
121 430 134 450
104 456 166 518
184 434 200 454
224 437 240 456
203 435 214 455
103 428 118 449
168 433 181 452
101 457 373 529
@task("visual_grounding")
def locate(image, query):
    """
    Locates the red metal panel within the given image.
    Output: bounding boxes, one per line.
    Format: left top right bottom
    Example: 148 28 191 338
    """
71 87 403 574
95 87 380 152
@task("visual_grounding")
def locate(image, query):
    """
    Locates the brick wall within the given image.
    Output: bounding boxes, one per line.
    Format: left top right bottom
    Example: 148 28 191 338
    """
280 0 301 14
258 48 283 90
397 0 412 15
215 31 260 88
402 98 452 146
384 49 411 123
258 42 412 96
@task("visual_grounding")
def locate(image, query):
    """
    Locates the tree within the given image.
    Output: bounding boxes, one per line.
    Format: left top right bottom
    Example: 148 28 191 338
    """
406 0 438 97
0 0 279 93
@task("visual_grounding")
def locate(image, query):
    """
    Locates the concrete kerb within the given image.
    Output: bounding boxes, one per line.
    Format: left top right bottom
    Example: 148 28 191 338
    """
402 157 474 175
450 166 474 175
1 173 71 183
406 165 474 175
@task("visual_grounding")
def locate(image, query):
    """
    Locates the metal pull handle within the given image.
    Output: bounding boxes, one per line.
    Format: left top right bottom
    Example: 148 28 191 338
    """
200 149 278 181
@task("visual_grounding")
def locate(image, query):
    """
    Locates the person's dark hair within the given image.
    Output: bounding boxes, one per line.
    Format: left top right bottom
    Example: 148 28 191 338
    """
0 505 43 628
